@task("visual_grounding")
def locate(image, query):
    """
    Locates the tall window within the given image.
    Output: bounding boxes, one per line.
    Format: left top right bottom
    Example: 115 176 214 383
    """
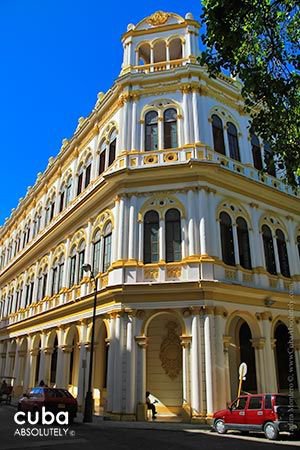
262 225 276 275
164 108 178 149
77 159 92 196
227 122 240 161
236 217 252 269
145 111 158 151
50 337 58 385
59 178 72 212
51 257 65 295
84 164 91 189
45 198 55 226
276 229 290 277
93 231 101 275
37 269 48 301
212 114 225 155
144 210 159 263
77 244 85 282
69 251 77 287
98 147 106 175
33 211 42 238
77 170 84 196
219 212 235 266
251 134 263 170
108 138 116 166
165 209 182 262
297 236 300 259
103 223 112 272
264 143 276 177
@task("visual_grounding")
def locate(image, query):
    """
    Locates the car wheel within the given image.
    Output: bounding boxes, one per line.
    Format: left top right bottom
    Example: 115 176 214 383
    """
264 422 278 440
215 419 227 434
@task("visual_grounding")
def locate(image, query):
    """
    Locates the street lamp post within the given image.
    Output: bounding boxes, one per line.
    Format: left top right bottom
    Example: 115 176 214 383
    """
82 263 97 423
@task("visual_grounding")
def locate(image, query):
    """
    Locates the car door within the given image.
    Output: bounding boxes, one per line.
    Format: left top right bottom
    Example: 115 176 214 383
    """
226 397 247 428
244 396 264 430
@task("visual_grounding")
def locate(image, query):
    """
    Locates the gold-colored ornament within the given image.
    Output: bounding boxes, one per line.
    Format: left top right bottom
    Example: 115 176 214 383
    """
146 11 170 26
159 321 182 379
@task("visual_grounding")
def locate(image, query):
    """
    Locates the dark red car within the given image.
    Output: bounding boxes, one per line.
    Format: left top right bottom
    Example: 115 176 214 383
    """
18 387 77 423
213 393 300 440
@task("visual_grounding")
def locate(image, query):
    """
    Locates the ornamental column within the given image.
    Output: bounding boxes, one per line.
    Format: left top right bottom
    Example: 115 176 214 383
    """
251 338 266 393
131 95 138 151
198 188 209 256
117 196 126 261
182 86 191 145
190 308 202 416
138 218 143 263
260 312 277 392
135 335 148 421
180 335 192 412
192 88 200 143
223 336 232 403
232 222 240 266
128 195 137 261
187 189 196 256
286 216 299 276
125 311 137 414
204 307 216 416
112 197 120 263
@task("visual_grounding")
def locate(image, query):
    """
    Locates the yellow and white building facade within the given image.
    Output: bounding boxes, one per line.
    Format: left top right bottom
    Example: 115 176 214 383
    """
0 11 300 422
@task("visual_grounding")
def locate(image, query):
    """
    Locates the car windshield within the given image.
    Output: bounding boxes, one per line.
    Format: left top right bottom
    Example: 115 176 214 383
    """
275 396 298 407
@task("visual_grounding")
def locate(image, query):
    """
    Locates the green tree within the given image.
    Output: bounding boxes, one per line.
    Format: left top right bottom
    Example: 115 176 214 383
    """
200 0 300 186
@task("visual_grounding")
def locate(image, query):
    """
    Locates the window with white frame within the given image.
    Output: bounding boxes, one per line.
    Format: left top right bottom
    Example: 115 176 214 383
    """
59 176 72 212
69 241 86 287
77 158 92 196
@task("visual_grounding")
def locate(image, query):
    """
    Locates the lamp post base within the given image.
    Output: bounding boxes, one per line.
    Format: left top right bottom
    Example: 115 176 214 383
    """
83 391 94 422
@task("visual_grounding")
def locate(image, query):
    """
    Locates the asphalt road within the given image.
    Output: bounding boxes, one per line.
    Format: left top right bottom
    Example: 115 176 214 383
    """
0 405 300 450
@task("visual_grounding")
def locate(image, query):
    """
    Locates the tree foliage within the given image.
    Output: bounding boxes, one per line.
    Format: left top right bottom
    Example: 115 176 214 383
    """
200 0 300 186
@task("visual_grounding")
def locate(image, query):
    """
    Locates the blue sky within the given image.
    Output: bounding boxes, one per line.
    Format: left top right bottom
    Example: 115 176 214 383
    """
0 1 202 225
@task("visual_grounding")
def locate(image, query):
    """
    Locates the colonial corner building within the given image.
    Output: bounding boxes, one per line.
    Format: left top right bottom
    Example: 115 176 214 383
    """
0 11 299 422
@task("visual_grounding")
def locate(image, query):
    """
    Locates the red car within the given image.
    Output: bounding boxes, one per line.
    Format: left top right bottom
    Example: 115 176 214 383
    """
18 387 77 423
213 393 300 440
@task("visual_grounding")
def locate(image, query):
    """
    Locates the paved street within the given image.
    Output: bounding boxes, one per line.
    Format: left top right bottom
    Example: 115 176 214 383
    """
1 405 300 450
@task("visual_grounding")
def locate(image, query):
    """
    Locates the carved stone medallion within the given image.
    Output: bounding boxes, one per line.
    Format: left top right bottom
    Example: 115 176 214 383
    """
159 321 182 379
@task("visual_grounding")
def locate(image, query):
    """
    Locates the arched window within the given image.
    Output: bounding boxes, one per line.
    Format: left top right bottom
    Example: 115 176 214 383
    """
92 230 101 275
227 122 240 161
145 111 158 151
219 212 235 266
262 225 276 275
169 38 182 60
98 141 106 176
251 134 263 170
276 229 290 277
138 43 151 65
37 268 48 301
77 159 92 196
164 108 178 149
45 197 55 226
32 210 42 238
236 217 252 269
264 143 276 177
69 247 77 287
212 114 225 155
108 134 116 166
59 178 72 212
165 209 182 262
144 211 159 264
77 242 85 282
24 277 34 308
51 256 65 295
103 223 112 272
153 41 166 63
15 284 23 311
69 242 85 287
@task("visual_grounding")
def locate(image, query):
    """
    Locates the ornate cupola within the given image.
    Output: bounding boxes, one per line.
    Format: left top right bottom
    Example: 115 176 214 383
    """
120 11 200 75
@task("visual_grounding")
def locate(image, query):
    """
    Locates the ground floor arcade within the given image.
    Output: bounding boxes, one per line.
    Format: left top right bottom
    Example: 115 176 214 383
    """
0 301 299 421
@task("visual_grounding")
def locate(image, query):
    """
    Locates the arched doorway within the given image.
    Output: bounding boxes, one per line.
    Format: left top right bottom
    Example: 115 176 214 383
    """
274 321 298 391
146 313 183 418
228 317 257 399
93 321 108 413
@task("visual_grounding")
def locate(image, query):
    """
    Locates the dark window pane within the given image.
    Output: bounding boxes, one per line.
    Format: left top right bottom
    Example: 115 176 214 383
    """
164 108 178 149
262 225 277 275
108 139 116 166
144 210 159 263
103 233 112 272
220 212 235 266
264 143 276 177
251 134 263 170
93 239 101 274
84 164 91 188
237 217 252 269
248 397 263 409
227 122 240 161
77 172 83 196
165 208 181 262
276 229 290 277
69 255 76 287
145 111 158 151
239 322 257 392
212 114 225 155
99 150 106 175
